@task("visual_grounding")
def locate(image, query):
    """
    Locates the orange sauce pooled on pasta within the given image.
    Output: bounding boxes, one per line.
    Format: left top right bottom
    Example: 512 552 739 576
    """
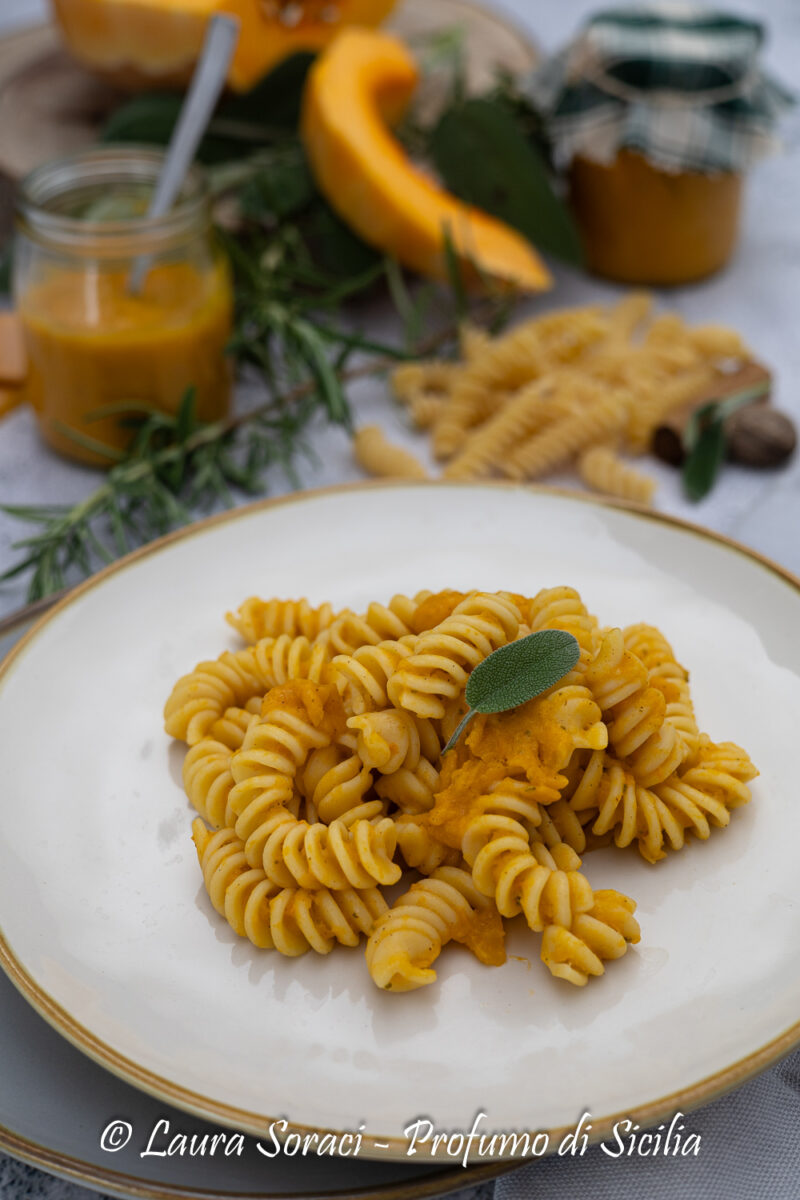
260 680 348 741
456 907 506 967
467 701 574 780
20 258 232 464
411 590 466 634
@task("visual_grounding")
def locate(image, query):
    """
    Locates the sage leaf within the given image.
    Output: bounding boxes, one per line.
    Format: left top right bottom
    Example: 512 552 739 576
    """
442 629 580 754
100 54 315 164
683 416 727 501
430 98 583 265
466 629 580 711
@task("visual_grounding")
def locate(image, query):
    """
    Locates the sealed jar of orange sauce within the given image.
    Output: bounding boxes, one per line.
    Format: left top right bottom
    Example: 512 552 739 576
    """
526 7 793 286
14 147 232 463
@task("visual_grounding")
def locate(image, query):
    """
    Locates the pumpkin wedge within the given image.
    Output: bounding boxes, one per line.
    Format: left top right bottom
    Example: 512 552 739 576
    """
52 0 397 93
301 30 552 292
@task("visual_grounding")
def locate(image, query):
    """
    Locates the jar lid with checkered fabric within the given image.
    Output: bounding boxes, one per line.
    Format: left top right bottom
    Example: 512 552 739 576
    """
527 4 794 174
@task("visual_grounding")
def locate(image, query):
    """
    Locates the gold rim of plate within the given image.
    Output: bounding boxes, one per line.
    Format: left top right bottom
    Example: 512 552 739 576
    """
1 481 799 1177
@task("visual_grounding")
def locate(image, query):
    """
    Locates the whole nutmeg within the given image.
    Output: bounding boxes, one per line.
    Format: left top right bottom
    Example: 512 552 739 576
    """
727 407 797 468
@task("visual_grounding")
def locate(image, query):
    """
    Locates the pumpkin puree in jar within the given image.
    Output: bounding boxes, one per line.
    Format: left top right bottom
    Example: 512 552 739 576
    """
19 256 232 464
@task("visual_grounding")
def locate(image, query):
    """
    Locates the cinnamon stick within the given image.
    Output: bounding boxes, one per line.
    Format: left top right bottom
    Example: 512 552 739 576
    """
651 361 771 466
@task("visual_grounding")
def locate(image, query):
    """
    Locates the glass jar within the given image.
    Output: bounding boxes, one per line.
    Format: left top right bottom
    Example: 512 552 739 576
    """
569 149 744 286
14 146 233 464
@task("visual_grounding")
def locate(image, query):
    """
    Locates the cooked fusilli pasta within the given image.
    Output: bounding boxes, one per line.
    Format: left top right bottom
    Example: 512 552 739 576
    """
387 592 521 718
586 629 687 786
366 866 504 991
166 583 756 995
226 597 337 645
541 890 641 986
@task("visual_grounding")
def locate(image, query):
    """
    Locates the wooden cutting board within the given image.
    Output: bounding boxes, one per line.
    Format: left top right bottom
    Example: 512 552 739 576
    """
0 0 539 237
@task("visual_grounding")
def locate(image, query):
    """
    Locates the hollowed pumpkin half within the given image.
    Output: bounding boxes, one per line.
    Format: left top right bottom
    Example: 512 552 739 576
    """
51 0 397 93
301 30 552 292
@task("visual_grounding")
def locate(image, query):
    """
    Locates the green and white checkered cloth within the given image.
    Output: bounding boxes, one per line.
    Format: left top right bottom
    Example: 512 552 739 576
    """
526 4 795 173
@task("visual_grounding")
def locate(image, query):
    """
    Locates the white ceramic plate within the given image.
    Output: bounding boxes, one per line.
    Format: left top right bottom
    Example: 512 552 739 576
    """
0 951 509 1200
1 483 799 1164
0 615 511 1200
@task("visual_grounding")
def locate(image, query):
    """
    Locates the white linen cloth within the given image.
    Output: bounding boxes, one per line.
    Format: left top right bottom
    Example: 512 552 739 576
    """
495 1048 800 1200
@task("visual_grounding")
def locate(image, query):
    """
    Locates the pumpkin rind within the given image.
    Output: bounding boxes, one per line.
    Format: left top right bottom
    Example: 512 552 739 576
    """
301 29 552 292
52 0 398 93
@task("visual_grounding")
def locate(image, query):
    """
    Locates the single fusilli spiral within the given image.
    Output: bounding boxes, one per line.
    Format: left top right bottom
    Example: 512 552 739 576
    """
182 703 262 827
327 597 419 656
375 756 440 814
387 592 521 718
184 737 236 828
253 633 332 690
577 445 656 505
586 629 687 787
192 820 279 948
460 792 594 932
540 890 641 986
270 884 388 957
652 739 757 838
225 597 337 645
331 639 414 714
393 814 462 874
249 803 400 891
565 748 684 863
227 690 336 857
300 744 375 823
366 866 503 991
431 326 540 458
164 645 265 744
623 624 699 755
526 586 599 663
347 708 440 774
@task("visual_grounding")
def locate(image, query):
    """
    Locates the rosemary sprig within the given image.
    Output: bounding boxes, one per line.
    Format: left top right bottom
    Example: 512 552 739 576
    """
0 314 481 602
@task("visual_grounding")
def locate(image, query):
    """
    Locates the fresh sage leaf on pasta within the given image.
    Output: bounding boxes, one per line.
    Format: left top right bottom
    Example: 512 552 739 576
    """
442 629 580 753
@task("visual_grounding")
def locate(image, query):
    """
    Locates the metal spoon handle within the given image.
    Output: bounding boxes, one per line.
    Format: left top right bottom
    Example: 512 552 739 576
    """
127 14 239 295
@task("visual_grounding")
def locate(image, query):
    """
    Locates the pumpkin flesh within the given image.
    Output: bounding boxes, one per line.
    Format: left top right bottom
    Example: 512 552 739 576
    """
301 30 552 292
52 0 397 92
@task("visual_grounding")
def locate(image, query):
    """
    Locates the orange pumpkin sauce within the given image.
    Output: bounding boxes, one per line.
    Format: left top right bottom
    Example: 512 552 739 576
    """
260 680 348 742
467 698 580 777
424 703 569 848
570 149 742 286
455 906 506 967
20 258 232 464
411 589 466 634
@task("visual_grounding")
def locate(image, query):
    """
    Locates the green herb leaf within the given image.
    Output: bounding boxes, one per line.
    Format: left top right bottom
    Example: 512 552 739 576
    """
442 629 580 753
238 151 314 221
222 52 315 131
0 243 11 297
430 98 583 266
681 381 769 501
100 52 315 163
441 223 468 319
466 629 580 712
683 415 727 501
